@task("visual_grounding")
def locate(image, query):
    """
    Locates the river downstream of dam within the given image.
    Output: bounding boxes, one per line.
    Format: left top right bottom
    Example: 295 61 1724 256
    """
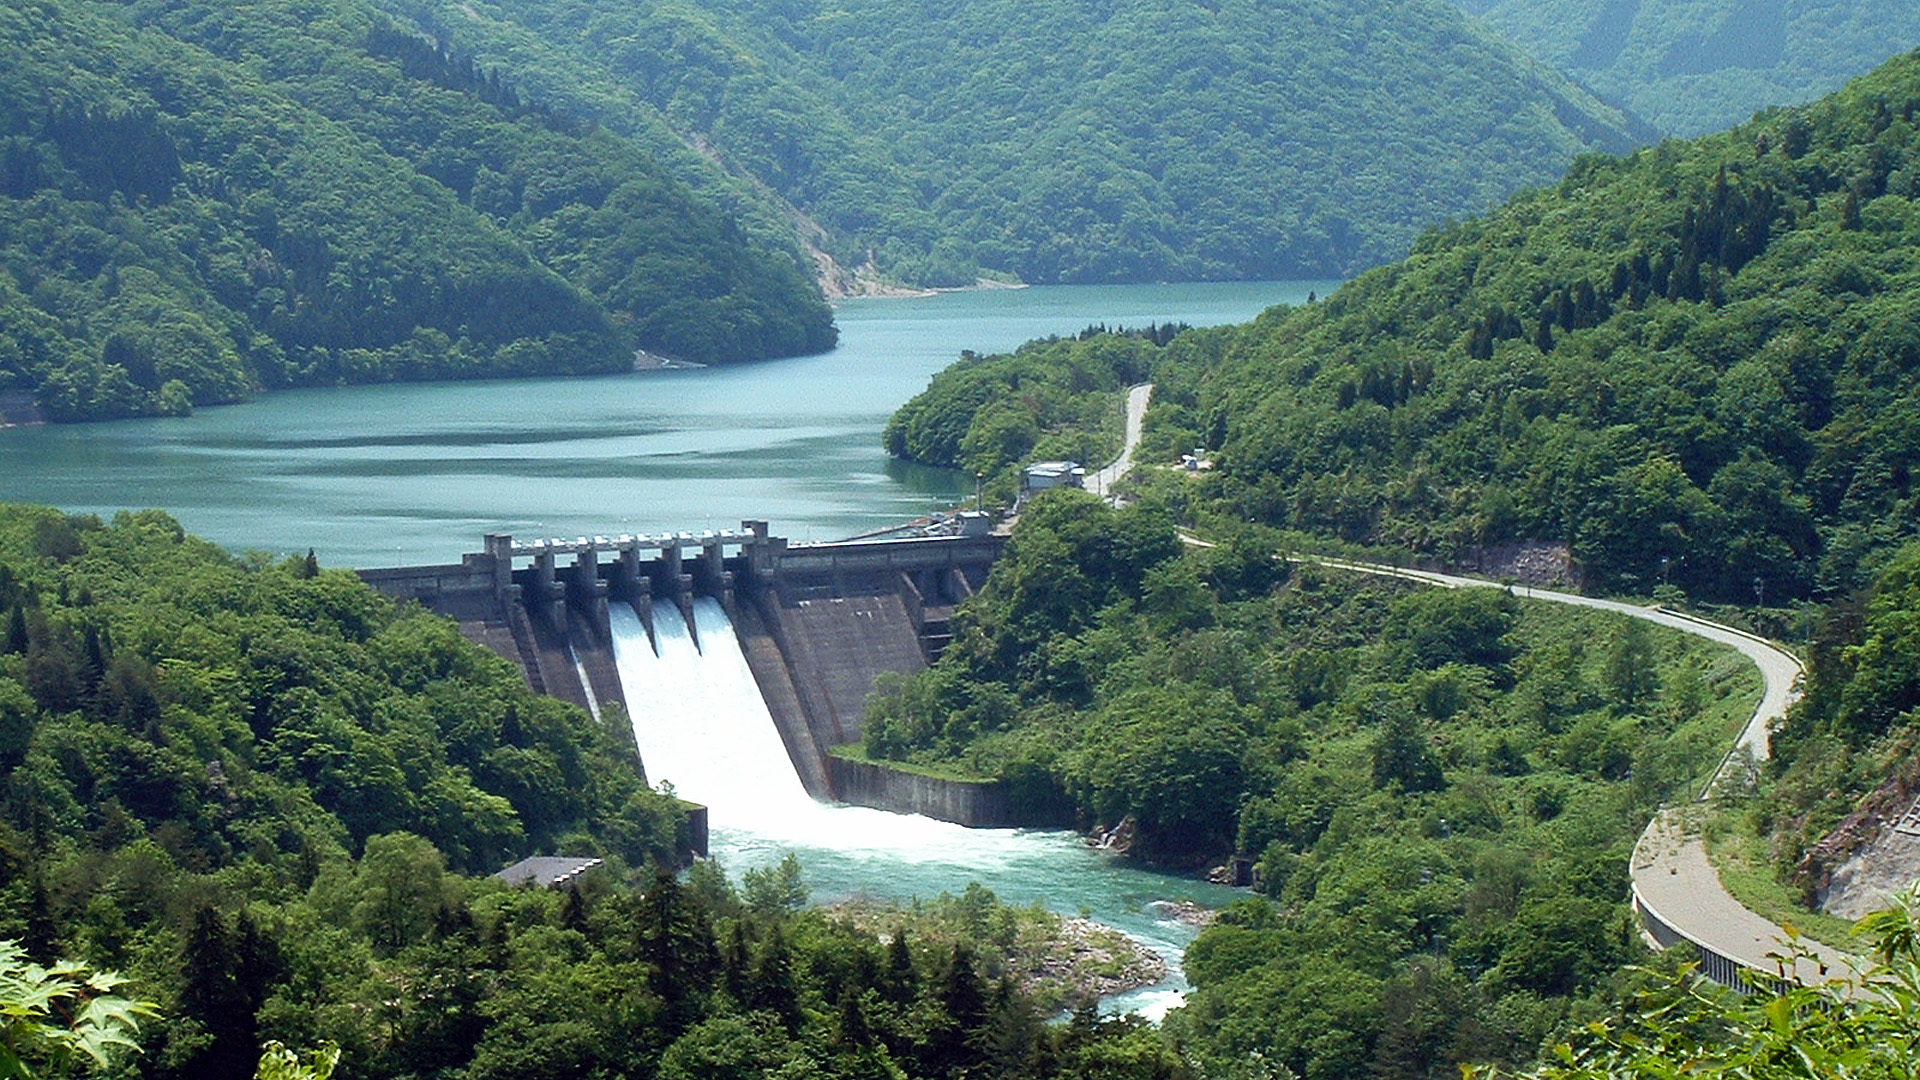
0 279 1329 1014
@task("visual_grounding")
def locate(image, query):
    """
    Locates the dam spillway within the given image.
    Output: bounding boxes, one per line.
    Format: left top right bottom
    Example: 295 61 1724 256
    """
362 522 1241 1019
610 596 1038 857
358 521 1017 825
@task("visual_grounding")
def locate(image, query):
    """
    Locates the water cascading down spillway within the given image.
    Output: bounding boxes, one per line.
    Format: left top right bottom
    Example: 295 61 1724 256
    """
609 597 1034 859
606 595 1215 1017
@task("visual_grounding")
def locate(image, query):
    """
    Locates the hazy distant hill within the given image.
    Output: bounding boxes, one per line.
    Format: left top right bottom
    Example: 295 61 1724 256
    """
1455 0 1920 135
384 0 1654 287
0 0 834 422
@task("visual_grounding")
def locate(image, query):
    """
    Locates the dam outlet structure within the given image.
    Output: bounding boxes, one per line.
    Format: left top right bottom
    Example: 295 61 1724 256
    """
359 522 1025 829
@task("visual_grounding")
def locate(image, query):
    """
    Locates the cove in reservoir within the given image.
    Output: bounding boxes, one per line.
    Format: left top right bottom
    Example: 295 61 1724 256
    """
0 279 1331 1015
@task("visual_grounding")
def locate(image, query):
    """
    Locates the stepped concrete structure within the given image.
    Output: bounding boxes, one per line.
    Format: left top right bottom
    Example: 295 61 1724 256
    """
359 522 1008 821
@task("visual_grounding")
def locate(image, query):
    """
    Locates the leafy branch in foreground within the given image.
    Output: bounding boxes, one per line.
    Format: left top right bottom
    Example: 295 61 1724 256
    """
1467 885 1920 1079
255 1040 340 1080
0 940 156 1078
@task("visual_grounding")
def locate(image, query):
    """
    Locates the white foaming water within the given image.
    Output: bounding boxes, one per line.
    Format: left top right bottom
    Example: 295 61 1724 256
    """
613 598 1038 863
608 596 1243 1016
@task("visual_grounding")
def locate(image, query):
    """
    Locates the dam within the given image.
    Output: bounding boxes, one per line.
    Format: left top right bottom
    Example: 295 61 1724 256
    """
357 521 1022 827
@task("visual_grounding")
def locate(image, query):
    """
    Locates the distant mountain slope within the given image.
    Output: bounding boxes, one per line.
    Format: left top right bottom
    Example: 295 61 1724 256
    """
392 0 1653 287
0 0 833 422
1456 0 1920 135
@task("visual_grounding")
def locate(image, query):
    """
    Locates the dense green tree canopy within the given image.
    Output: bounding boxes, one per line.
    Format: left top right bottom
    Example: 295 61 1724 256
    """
894 51 1920 605
868 49 1920 1080
858 492 1763 1075
0 503 1201 1078
1170 51 1920 603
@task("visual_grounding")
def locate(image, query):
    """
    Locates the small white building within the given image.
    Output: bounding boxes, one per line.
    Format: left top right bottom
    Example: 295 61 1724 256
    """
1021 461 1085 494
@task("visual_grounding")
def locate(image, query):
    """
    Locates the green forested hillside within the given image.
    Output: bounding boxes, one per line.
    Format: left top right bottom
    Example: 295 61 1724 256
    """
1457 0 1920 136
1177 49 1920 604
894 51 1920 606
855 491 1760 1077
0 0 833 422
383 0 1650 287
869 49 1920 1077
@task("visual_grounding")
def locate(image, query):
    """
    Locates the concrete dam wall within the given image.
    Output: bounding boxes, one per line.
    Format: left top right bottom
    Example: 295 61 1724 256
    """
360 523 1025 827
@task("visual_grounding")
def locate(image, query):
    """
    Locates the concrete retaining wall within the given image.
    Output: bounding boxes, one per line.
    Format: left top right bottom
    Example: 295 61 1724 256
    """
826 757 1020 828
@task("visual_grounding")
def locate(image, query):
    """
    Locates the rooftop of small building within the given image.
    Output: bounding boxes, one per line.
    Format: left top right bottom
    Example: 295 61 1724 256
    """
493 855 604 888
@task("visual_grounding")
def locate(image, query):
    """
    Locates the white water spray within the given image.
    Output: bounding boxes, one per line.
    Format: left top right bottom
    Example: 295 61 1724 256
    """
611 598 1039 865
608 596 1231 1018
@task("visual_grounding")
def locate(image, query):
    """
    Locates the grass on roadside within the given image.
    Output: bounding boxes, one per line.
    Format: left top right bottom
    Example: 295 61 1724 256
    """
1702 819 1862 950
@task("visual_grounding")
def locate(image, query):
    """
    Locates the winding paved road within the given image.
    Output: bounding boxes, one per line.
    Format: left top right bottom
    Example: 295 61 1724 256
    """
1088 383 1152 502
1305 558 1858 986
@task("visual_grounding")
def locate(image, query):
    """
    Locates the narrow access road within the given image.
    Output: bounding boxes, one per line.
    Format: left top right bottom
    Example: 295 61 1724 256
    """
1088 384 1152 503
1305 557 1858 986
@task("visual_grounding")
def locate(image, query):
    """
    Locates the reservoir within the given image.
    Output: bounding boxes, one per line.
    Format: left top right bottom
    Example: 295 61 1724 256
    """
0 281 1328 567
0 279 1330 1014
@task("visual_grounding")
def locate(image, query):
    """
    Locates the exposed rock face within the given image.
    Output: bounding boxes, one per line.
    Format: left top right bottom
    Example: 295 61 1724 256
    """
1086 817 1137 856
1822 830 1920 920
1439 541 1583 589
1803 759 1920 919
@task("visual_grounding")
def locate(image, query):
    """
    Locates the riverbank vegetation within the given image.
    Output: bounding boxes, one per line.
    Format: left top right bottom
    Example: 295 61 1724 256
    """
0 0 833 422
828 882 1168 1015
860 489 1759 1076
0 502 1196 1078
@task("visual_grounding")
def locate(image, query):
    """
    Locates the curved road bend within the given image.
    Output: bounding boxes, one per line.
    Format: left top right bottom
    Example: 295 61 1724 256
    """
1088 384 1153 501
1305 558 1857 986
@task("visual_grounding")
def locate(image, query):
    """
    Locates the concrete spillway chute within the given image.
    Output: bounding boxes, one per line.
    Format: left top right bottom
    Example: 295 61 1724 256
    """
359 522 1007 815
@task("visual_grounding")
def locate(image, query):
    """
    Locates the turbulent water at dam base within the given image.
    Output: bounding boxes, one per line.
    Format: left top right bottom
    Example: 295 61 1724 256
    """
0 280 1330 1014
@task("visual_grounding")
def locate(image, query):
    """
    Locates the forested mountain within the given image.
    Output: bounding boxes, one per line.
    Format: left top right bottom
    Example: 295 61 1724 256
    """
0 0 834 423
869 49 1920 1075
895 50 1920 606
1455 0 1920 136
380 0 1651 288
1174 48 1920 605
